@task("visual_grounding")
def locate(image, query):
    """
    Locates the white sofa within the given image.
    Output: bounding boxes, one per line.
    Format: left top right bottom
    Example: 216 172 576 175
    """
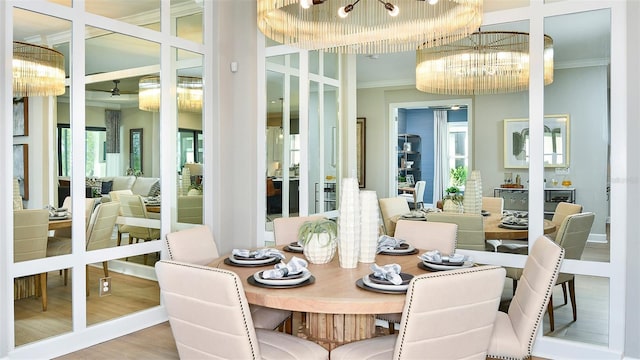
98 176 160 201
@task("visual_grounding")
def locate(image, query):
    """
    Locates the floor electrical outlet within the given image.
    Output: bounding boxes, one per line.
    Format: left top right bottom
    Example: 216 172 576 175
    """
99 277 112 296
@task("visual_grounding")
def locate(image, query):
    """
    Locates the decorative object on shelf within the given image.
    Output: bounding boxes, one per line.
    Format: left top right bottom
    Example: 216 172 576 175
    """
298 218 338 264
338 177 360 268
359 190 379 263
463 170 482 215
443 186 463 213
257 0 481 54
13 41 65 97
138 75 202 112
188 184 203 196
416 31 554 95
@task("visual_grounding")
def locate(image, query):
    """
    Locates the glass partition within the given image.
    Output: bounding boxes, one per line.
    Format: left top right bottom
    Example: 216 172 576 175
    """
13 8 73 346
176 50 204 224
540 8 611 346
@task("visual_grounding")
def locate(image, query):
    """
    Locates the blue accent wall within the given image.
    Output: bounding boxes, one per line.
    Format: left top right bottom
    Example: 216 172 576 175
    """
402 108 468 204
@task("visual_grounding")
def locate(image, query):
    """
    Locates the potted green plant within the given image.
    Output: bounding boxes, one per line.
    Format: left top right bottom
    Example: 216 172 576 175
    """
298 218 338 264
443 186 464 213
450 166 467 187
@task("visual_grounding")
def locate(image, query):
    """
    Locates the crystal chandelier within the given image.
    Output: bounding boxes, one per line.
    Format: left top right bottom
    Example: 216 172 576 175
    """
138 76 202 113
257 0 482 54
13 41 65 97
416 31 554 95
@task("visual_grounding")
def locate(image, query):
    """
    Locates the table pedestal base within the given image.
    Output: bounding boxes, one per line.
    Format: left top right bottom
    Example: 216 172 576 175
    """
303 313 376 351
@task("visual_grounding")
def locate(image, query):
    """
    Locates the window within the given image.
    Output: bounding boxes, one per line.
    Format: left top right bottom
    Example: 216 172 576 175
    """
178 128 203 171
57 125 106 177
448 122 468 186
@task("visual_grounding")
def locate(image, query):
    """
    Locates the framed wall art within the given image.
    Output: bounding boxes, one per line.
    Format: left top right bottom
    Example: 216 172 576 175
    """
357 117 366 188
504 114 570 169
13 97 28 137
13 144 29 200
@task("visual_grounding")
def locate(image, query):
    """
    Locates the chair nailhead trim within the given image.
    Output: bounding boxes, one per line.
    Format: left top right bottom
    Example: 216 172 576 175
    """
397 265 503 359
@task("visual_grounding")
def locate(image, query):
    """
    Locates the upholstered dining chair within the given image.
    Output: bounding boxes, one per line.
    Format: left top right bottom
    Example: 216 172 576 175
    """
109 189 134 246
47 197 98 285
548 202 583 240
273 215 325 246
46 202 120 296
394 219 457 254
425 212 486 251
165 225 293 333
505 212 594 332
14 209 50 311
332 266 506 360
379 197 410 237
155 260 329 360
377 219 458 333
487 235 564 359
399 180 426 209
482 196 504 216
177 195 203 224
118 194 161 264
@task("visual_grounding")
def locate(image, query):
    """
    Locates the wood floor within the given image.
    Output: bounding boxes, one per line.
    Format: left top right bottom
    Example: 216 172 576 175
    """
21 243 609 358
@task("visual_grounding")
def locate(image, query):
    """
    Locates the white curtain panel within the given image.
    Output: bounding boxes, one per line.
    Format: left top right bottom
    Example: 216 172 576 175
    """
433 110 449 204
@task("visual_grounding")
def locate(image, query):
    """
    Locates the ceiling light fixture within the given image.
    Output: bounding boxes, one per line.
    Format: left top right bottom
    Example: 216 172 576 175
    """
257 0 482 54
416 31 554 95
13 41 65 97
138 76 202 113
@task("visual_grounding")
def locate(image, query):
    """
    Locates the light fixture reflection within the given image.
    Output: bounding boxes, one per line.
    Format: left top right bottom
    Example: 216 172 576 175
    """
13 41 65 97
138 75 202 113
416 31 554 95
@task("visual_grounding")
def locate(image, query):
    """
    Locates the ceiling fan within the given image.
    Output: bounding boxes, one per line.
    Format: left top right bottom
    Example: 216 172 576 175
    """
110 80 121 96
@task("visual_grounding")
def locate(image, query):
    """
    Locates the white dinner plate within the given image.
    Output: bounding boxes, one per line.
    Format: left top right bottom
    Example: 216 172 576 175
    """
229 254 278 265
49 215 69 220
253 270 312 286
499 223 529 230
382 245 416 254
422 261 474 271
361 274 409 291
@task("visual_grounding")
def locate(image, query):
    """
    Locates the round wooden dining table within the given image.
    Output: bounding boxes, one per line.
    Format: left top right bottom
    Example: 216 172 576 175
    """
390 213 556 240
209 248 434 350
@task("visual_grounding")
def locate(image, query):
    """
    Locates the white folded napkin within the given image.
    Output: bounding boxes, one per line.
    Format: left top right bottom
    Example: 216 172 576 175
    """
232 248 285 260
419 250 467 264
377 235 406 253
370 263 403 285
262 256 309 279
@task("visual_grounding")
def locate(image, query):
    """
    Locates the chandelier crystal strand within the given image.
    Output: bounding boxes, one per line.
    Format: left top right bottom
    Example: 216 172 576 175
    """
257 0 482 54
416 31 554 95
13 41 65 97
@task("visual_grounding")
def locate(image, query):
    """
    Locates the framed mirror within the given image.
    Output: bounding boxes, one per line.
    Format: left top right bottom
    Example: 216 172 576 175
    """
504 114 570 168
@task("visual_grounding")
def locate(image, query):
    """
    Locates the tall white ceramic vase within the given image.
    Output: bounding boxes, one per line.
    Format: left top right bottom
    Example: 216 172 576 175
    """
181 166 191 196
463 170 483 215
359 190 379 263
338 178 360 268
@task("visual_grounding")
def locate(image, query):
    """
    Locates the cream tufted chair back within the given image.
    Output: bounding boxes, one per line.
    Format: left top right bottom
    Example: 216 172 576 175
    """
155 260 329 360
393 220 457 254
273 215 325 246
166 225 218 265
487 235 565 359
379 197 410 236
